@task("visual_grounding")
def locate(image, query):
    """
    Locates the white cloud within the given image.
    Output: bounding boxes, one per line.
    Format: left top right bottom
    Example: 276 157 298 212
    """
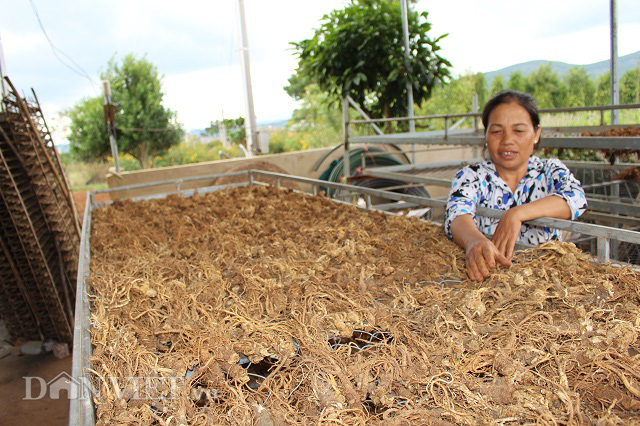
163 53 299 129
1 30 47 56
425 0 640 74
163 66 245 129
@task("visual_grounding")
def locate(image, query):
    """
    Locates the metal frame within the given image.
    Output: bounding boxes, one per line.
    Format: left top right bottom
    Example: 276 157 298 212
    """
373 159 640 175
70 169 640 425
350 134 640 150
68 193 94 425
363 166 640 218
361 160 640 226
344 101 640 158
351 102 640 125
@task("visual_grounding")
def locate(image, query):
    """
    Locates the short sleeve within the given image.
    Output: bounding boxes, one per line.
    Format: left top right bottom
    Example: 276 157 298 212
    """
544 159 588 220
444 166 481 238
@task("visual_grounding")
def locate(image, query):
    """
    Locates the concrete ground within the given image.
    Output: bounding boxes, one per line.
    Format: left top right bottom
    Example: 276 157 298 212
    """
0 323 71 426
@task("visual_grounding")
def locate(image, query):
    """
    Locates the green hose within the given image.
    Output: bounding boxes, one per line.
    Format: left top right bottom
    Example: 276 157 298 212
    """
321 147 404 197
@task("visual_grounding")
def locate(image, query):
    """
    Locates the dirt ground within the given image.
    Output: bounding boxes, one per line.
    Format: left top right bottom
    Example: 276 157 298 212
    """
0 353 71 426
72 190 111 220
0 190 104 426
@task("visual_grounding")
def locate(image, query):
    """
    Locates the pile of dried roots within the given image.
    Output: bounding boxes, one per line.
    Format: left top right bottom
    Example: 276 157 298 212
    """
89 185 640 425
581 127 640 163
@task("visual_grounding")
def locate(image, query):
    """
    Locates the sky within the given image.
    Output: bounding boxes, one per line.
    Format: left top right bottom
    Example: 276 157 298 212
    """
1 0 639 141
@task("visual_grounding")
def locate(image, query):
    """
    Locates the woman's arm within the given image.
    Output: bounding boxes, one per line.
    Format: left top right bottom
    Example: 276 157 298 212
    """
450 214 511 281
492 195 571 259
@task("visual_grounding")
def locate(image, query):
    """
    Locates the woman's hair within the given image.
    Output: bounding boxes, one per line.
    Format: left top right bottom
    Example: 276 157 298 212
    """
481 90 540 134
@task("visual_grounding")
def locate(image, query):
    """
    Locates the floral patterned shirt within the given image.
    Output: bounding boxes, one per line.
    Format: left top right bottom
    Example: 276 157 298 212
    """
444 156 588 245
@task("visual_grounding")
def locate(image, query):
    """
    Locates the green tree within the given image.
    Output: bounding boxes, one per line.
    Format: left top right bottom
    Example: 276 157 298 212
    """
68 54 183 168
270 83 343 153
417 73 479 129
594 72 610 105
284 73 311 101
205 117 246 144
474 73 487 106
290 0 451 127
525 64 567 108
508 71 526 92
489 75 505 96
67 98 110 161
564 66 595 107
621 67 640 104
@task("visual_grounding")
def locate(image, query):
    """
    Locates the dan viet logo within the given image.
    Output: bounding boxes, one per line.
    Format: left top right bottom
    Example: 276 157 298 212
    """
24 372 84 400
23 374 215 401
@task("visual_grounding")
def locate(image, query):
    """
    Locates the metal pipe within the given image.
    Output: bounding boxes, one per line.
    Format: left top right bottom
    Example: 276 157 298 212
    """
400 0 416 163
610 0 620 125
346 96 383 135
237 0 258 155
350 103 640 124
349 135 640 151
102 81 121 174
95 170 251 194
69 192 95 426
364 168 640 217
472 93 479 132
372 159 639 174
597 236 611 262
0 33 8 103
342 98 350 183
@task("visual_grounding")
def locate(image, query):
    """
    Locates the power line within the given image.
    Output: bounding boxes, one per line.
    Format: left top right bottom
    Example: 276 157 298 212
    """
116 126 182 132
28 0 99 93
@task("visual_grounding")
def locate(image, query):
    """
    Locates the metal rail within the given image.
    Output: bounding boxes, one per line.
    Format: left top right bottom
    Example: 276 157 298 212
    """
350 102 640 124
375 159 640 174
68 193 94 425
362 168 639 218
344 99 640 167
349 134 640 150
100 170 640 247
252 171 640 248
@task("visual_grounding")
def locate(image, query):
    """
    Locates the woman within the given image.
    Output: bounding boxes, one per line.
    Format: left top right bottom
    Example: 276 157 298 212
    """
444 90 587 281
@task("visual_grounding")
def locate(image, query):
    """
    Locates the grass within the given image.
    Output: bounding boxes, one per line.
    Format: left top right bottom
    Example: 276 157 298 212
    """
61 158 111 191
71 183 108 192
540 109 640 128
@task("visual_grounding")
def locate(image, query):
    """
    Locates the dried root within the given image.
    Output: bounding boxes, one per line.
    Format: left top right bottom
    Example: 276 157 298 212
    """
89 185 640 425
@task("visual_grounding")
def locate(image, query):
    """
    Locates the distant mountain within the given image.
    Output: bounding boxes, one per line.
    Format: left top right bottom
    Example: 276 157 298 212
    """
188 118 289 137
258 118 289 128
484 50 640 84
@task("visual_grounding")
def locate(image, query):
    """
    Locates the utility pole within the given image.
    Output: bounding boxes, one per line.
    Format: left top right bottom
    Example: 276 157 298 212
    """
610 0 619 125
0 31 8 104
102 81 121 174
400 0 416 163
237 0 258 156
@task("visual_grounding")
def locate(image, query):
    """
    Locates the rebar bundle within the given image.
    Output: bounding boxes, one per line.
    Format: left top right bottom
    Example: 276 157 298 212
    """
0 77 80 343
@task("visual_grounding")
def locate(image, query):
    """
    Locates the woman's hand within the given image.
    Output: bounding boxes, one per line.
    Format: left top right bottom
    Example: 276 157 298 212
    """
492 207 524 260
465 237 512 281
450 215 512 281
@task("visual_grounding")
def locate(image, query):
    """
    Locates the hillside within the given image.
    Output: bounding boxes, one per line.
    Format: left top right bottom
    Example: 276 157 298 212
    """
484 50 640 84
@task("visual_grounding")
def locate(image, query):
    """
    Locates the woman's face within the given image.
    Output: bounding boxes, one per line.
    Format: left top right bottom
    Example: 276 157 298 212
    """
485 102 542 174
